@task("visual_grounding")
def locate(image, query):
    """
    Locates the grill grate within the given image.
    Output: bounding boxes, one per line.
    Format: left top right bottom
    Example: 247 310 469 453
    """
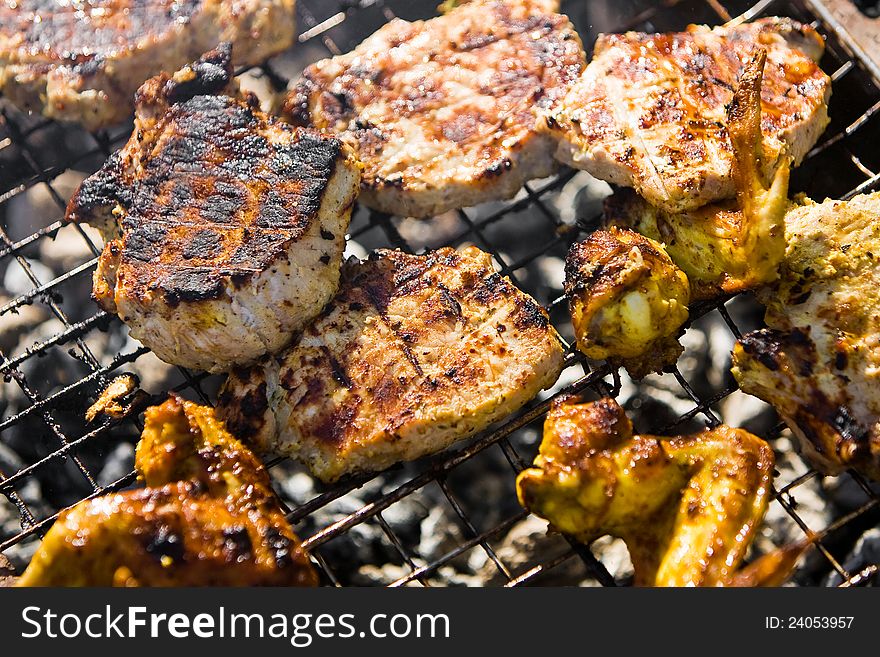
2 0 880 587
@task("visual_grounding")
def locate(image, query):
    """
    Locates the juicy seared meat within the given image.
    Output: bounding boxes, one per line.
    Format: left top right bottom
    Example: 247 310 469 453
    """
66 45 360 373
17 396 317 587
218 246 565 482
732 192 880 481
281 0 585 218
0 0 295 130
517 396 784 586
542 17 830 213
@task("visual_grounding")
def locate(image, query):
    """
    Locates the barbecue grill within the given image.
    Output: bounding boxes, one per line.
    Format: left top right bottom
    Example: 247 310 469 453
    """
2 0 880 587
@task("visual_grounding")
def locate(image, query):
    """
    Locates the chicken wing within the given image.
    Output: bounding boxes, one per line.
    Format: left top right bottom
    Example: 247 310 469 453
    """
732 192 880 481
17 395 317 587
516 396 777 586
564 228 690 378
605 49 790 302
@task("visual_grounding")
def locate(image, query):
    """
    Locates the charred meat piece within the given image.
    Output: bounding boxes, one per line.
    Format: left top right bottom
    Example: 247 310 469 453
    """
732 192 880 481
0 0 296 131
565 228 690 378
17 395 317 587
219 246 565 482
66 45 361 373
543 17 829 213
280 0 585 218
605 49 789 301
517 396 784 586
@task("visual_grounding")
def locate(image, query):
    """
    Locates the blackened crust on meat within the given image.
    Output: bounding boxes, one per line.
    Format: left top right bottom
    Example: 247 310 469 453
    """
218 370 270 442
163 42 233 105
64 45 360 373
564 229 667 297
64 152 129 229
732 326 879 478
217 245 565 481
70 94 344 304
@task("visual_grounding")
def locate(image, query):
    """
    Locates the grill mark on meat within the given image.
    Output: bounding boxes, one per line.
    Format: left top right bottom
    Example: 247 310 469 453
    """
546 18 830 213
72 71 345 305
218 245 564 480
282 0 585 217
0 2 297 130
4 1 204 62
362 281 426 377
322 346 353 389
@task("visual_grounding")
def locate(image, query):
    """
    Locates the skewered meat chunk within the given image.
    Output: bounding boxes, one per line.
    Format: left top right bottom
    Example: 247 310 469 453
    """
604 49 790 301
65 45 361 373
219 246 565 482
517 396 781 586
732 192 880 481
17 395 317 587
281 0 585 218
542 17 829 213
0 0 296 130
564 228 690 378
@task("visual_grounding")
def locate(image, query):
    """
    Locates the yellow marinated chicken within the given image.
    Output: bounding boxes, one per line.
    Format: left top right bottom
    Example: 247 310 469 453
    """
17 395 317 587
564 228 690 378
605 49 790 301
732 192 880 481
517 396 781 586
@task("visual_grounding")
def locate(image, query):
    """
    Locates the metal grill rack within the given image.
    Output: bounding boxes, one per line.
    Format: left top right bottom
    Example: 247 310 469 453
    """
2 0 880 587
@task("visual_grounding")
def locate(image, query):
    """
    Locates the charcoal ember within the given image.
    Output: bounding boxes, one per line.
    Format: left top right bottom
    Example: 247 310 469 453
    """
352 562 480 587
0 442 46 513
381 497 430 548
96 442 135 487
298 479 405 579
824 528 880 586
3 171 85 242
443 454 521 532
589 536 634 584
618 375 705 436
0 295 46 354
719 390 779 438
277 469 316 506
397 212 463 251
550 170 611 227
351 563 412 586
1 442 47 574
2 258 54 297
417 506 466 564
477 515 579 585
532 255 566 308
821 472 880 512
38 223 103 274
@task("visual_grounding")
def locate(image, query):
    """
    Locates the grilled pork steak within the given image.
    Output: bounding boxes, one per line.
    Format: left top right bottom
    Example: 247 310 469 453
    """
66 45 360 373
281 0 585 218
0 0 296 130
219 246 565 482
542 17 830 213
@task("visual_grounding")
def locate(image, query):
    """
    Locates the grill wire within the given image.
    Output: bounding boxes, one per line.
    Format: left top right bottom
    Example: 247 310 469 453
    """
2 0 880 587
